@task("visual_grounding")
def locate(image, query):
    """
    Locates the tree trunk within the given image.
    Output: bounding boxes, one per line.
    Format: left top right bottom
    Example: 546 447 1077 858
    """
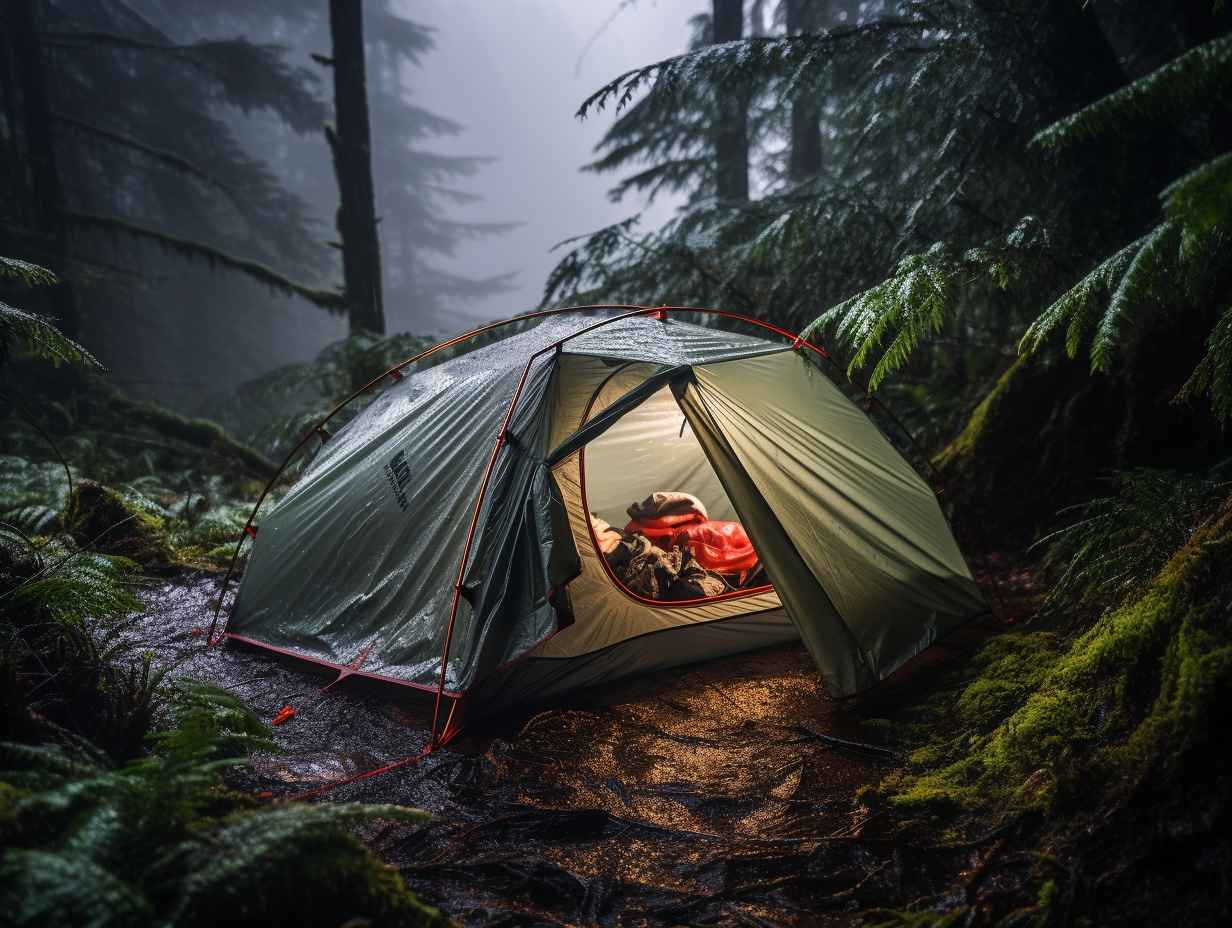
325 0 384 335
785 0 823 182
8 0 77 337
712 0 749 203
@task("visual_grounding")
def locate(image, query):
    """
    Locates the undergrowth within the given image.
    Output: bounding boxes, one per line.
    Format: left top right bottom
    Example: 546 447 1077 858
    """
1 301 447 927
0 683 443 928
863 467 1232 923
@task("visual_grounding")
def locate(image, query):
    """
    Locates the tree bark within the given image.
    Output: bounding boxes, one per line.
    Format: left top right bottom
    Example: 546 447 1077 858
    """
785 0 823 182
325 0 385 335
8 0 78 337
712 0 749 202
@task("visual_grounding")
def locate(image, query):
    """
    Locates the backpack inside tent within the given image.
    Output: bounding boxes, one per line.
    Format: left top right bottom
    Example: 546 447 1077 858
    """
222 310 987 740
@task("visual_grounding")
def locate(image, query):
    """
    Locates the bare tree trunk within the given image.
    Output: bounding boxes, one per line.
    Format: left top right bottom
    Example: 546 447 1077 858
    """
712 0 749 203
786 0 823 182
8 0 77 336
325 0 384 335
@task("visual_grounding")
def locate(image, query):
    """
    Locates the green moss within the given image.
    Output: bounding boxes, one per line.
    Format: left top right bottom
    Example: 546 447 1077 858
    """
934 353 1029 474
181 831 448 928
64 480 175 566
885 498 1232 819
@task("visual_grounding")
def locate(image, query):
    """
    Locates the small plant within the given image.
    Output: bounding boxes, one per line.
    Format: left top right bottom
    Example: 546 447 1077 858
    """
1033 463 1231 614
0 682 443 928
0 257 99 371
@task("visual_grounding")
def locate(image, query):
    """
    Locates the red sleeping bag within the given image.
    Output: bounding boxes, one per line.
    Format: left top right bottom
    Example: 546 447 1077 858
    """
625 514 759 575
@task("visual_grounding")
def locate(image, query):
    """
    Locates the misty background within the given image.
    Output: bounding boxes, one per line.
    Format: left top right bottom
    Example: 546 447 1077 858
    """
89 1 703 413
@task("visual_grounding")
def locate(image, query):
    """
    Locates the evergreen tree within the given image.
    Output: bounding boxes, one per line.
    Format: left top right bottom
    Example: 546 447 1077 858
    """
323 0 384 335
158 0 516 333
543 0 1201 420
0 0 343 359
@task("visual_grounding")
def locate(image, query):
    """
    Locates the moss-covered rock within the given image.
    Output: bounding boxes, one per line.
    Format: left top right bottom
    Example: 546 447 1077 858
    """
64 480 174 566
889 499 1232 818
933 352 1121 542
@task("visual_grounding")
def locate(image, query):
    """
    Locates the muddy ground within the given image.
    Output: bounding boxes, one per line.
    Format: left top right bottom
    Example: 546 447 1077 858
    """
135 576 992 926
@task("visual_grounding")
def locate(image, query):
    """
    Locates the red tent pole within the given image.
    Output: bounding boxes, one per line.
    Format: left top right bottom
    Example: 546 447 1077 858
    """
428 305 667 746
206 304 648 644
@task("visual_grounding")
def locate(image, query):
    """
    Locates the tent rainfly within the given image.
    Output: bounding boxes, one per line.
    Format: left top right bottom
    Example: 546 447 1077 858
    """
216 307 987 745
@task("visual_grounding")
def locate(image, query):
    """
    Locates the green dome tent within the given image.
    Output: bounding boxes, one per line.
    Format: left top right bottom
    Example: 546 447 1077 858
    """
215 307 986 745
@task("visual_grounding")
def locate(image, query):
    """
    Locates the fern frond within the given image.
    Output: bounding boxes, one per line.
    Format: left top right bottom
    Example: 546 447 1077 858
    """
806 234 1037 389
0 850 153 927
1090 222 1180 371
156 680 278 759
169 803 429 920
4 548 141 625
1033 465 1230 612
0 301 102 369
0 257 57 286
1177 305 1232 420
1032 34 1232 151
1161 151 1232 233
1018 236 1144 358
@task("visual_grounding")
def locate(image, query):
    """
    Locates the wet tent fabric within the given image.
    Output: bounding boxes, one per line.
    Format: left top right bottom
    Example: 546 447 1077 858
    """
228 315 787 694
676 352 986 693
228 312 987 710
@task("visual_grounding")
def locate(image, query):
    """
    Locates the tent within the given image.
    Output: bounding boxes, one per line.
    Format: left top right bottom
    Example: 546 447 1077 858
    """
219 308 986 743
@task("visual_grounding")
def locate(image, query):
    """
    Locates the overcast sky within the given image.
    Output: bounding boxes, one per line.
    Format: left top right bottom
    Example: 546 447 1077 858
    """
406 0 706 324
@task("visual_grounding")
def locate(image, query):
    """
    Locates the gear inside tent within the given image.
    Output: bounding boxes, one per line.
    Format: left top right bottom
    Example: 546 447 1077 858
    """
218 308 987 743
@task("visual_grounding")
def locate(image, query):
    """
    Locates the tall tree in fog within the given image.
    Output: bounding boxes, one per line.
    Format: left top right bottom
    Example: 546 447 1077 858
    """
323 0 384 335
182 1 515 331
4 0 76 334
785 0 823 181
0 0 342 350
547 0 1232 449
712 0 749 202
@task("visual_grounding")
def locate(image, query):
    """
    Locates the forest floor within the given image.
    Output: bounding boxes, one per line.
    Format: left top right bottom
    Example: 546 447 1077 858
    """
134 572 987 926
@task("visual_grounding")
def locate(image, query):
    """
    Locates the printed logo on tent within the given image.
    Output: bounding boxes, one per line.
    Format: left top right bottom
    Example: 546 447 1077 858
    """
384 449 411 512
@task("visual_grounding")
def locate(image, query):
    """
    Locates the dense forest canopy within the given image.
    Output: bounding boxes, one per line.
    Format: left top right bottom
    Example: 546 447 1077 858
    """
2 1 1231 926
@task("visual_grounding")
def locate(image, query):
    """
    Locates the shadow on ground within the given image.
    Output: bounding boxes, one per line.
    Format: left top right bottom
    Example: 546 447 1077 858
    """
135 574 974 926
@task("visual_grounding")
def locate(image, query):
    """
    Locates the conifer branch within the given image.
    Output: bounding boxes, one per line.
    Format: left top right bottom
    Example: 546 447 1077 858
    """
62 212 346 313
51 113 232 195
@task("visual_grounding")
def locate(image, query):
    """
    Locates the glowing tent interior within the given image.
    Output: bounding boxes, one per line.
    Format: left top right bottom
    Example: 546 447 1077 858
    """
213 307 987 744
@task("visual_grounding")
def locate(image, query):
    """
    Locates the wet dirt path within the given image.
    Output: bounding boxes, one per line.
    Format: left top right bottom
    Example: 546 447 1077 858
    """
135 575 892 926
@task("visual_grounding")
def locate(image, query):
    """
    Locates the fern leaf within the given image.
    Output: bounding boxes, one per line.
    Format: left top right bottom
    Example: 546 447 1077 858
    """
1161 151 1232 233
0 850 153 927
0 257 57 286
0 301 102 369
1090 222 1180 371
1032 33 1232 151
1019 236 1143 357
1177 305 1232 420
171 803 429 918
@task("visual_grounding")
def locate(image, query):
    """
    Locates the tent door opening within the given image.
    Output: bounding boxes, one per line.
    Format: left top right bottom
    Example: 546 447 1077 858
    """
579 381 774 607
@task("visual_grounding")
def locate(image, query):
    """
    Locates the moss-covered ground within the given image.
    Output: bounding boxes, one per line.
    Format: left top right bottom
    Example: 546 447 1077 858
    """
849 499 1232 925
4 356 1230 925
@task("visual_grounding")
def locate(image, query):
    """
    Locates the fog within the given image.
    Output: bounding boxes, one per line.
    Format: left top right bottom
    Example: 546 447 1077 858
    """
77 1 704 411
405 0 705 323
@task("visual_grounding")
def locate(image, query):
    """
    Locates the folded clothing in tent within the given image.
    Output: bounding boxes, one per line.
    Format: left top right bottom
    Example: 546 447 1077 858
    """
625 491 759 576
594 517 728 601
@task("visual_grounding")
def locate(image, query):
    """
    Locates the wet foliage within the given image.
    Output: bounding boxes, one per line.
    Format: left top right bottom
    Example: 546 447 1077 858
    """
3 1 1232 924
